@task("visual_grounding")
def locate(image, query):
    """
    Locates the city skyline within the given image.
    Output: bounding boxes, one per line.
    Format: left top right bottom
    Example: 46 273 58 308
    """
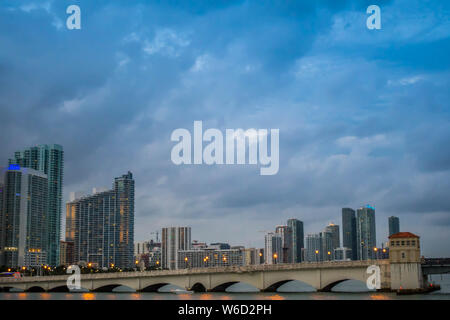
1 0 449 257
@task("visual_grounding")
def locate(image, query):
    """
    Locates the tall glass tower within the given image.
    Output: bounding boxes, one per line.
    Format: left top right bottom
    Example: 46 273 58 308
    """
9 144 64 266
388 216 400 236
287 219 304 263
324 223 340 251
356 205 377 260
342 208 357 260
2 167 48 267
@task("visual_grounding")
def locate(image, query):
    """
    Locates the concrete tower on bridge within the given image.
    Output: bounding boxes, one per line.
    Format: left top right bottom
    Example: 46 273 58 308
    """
388 232 425 290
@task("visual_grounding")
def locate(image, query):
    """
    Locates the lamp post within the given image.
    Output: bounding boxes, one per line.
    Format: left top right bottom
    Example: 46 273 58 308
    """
273 253 278 265
315 250 319 263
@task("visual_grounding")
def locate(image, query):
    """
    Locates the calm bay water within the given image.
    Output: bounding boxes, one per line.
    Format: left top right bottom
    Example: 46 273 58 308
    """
1 275 449 300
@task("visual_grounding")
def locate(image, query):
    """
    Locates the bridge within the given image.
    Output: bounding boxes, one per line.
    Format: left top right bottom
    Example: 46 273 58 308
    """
0 260 391 293
422 258 450 275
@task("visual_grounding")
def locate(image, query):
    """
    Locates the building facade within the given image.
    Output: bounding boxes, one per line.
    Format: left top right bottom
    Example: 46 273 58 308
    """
356 205 377 260
287 218 304 263
65 172 135 269
161 227 191 270
1 167 48 267
0 175 4 266
275 225 292 263
342 208 357 260
60 241 74 266
334 247 352 261
388 232 423 290
320 231 334 261
305 233 322 262
388 216 400 236
177 248 244 269
324 223 340 251
243 248 262 266
9 144 64 266
264 232 282 264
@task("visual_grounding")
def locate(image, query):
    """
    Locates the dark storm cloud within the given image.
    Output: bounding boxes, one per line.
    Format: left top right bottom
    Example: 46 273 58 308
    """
0 0 449 255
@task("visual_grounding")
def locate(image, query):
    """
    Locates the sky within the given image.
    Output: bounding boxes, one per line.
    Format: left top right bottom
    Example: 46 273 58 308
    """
0 0 449 257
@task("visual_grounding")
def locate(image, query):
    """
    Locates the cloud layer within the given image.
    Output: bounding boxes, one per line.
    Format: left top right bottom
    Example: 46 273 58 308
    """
0 0 449 256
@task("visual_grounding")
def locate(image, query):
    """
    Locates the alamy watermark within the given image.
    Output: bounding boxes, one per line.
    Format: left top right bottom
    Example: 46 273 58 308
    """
366 265 381 290
66 265 81 290
171 121 279 175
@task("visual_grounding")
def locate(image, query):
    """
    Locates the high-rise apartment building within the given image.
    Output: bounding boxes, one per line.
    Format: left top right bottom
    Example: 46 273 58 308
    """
264 232 282 264
60 240 74 266
356 205 377 260
342 208 357 260
305 233 322 262
287 218 304 263
161 227 191 270
324 223 340 251
9 144 64 266
65 172 135 269
1 166 48 267
388 216 400 236
0 173 4 266
275 225 292 263
320 231 334 261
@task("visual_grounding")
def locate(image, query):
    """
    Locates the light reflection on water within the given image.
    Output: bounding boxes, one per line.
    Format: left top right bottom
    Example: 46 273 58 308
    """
0 291 449 300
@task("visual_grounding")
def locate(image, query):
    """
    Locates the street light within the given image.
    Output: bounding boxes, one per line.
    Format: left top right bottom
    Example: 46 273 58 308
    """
273 253 278 264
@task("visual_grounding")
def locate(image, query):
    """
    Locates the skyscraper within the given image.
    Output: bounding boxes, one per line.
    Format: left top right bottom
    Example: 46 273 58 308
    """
264 232 282 264
0 171 4 266
9 144 64 266
114 172 135 269
275 225 292 263
320 231 334 261
342 208 357 260
287 218 304 263
1 166 48 267
66 172 135 269
305 233 322 262
324 223 340 251
161 227 191 270
356 205 377 260
388 216 400 236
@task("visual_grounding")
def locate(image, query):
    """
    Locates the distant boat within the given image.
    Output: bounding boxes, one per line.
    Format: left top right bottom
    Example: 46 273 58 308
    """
170 288 193 294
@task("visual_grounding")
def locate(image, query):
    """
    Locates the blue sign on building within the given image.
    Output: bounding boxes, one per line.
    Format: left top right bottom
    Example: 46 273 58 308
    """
8 164 21 170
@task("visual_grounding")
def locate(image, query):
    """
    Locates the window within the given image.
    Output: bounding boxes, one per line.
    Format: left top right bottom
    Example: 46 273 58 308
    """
411 241 416 246
406 241 410 246
401 241 405 246
401 252 406 259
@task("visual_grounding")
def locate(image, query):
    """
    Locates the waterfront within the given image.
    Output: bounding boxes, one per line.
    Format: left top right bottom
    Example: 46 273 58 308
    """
1 276 449 300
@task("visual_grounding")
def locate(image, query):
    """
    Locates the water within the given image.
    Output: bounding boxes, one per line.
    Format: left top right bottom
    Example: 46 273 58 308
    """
1 275 449 300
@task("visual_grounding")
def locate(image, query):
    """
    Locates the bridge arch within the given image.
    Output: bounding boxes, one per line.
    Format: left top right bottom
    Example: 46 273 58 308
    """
140 283 170 292
48 285 70 292
93 284 124 292
190 282 207 292
320 279 371 292
26 286 46 292
210 281 239 292
263 280 298 292
0 286 20 292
